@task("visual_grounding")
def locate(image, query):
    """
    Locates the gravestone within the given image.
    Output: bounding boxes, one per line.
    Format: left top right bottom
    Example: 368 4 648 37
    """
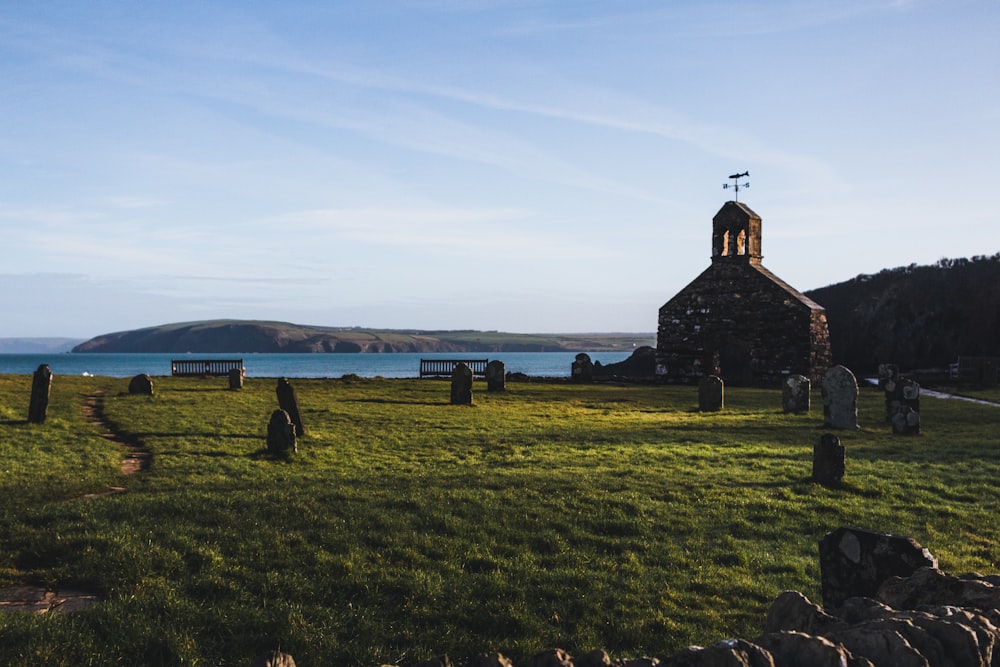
485 360 506 392
128 373 153 396
782 374 810 413
228 367 244 390
571 353 593 383
821 365 859 430
879 364 903 422
450 362 473 405
812 433 845 485
276 378 305 436
27 364 53 424
266 409 297 455
900 378 920 411
891 407 921 436
899 379 920 427
698 375 724 411
818 526 937 609
885 376 920 434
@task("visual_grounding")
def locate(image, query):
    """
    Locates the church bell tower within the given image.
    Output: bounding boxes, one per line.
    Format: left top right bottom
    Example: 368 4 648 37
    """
711 201 762 265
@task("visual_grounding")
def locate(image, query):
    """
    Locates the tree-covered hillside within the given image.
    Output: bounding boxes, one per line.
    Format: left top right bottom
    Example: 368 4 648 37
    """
805 254 1000 373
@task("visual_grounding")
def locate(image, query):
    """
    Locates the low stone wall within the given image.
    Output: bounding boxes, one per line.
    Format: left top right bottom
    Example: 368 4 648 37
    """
246 528 1000 666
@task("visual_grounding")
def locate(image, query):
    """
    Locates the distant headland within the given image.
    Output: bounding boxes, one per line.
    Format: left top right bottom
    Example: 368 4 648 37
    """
70 320 654 354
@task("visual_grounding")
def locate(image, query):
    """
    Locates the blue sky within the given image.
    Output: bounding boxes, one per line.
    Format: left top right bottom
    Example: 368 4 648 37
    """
1 1 997 338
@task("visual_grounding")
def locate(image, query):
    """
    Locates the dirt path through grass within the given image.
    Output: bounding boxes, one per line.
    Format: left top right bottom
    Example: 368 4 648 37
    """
0 390 136 614
81 388 151 485
82 389 153 499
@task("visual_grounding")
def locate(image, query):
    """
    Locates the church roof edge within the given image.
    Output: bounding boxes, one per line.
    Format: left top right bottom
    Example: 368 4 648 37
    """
716 200 761 220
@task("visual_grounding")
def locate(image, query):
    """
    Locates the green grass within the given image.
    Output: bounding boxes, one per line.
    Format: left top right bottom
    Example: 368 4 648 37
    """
1 375 999 666
931 385 1000 404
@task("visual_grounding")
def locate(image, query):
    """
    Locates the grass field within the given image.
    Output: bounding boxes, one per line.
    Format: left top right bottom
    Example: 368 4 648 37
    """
1 374 999 666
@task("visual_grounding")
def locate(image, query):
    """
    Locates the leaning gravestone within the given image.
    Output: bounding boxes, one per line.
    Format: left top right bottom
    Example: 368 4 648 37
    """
812 434 845 485
27 364 53 424
450 362 473 405
821 365 859 430
266 409 296 455
818 526 937 609
698 375 724 411
228 367 244 390
128 373 153 396
571 353 593 383
485 360 506 392
782 374 810 413
275 378 305 436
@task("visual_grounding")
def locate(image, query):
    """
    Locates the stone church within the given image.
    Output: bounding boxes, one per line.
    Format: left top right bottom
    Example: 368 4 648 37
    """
656 200 831 385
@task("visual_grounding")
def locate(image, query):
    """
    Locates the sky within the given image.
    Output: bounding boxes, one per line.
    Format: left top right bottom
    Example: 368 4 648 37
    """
1 0 997 338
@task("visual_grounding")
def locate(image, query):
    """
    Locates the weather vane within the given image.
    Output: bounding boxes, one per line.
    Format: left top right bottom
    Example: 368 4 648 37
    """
723 171 749 201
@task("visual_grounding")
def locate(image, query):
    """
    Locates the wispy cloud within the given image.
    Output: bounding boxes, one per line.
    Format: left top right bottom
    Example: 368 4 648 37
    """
257 206 615 260
105 196 169 209
219 46 840 188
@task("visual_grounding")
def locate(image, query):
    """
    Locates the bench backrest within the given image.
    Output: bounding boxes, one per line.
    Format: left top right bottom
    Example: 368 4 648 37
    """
171 359 245 377
419 359 489 377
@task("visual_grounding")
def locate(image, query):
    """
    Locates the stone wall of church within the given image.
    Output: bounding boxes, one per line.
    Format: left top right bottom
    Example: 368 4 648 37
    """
657 261 831 385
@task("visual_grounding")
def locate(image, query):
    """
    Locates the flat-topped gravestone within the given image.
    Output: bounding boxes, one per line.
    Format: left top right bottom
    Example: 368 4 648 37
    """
228 367 244 390
485 360 506 392
782 374 810 413
891 406 921 436
698 375 724 411
266 409 296 455
276 378 305 436
450 362 473 405
812 433 845 485
571 353 593 383
128 373 153 396
822 365 859 430
27 364 53 424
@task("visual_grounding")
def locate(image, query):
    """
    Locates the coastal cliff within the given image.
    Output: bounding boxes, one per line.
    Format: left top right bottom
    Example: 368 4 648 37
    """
72 321 652 354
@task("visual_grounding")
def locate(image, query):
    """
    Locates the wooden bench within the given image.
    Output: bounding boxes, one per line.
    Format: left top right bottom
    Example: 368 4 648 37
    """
171 359 245 377
419 359 489 378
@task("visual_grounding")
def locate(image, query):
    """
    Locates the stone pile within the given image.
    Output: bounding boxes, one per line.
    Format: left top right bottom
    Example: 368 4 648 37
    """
355 528 1000 667
361 565 1000 667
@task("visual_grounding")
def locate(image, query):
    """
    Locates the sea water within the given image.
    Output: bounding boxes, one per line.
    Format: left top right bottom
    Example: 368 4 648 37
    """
0 351 633 379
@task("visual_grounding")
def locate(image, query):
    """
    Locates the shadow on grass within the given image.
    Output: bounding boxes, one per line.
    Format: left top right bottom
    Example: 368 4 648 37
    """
0 419 28 426
342 397 453 407
130 432 261 440
731 476 883 498
161 386 239 393
248 448 295 462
